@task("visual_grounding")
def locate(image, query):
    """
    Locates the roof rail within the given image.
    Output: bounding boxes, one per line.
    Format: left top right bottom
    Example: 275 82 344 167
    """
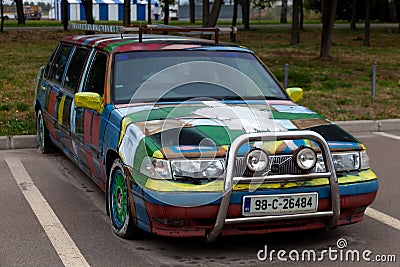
69 23 237 43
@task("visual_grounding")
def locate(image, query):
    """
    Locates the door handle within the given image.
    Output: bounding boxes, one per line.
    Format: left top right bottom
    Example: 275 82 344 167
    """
56 92 63 100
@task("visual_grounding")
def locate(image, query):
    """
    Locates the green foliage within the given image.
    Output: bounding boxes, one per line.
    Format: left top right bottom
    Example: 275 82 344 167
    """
252 0 275 9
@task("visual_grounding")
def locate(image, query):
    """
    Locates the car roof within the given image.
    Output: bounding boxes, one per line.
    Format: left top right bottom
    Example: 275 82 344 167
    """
61 34 252 54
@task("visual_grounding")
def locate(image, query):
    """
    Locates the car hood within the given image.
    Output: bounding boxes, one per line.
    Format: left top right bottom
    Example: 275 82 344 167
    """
117 100 362 162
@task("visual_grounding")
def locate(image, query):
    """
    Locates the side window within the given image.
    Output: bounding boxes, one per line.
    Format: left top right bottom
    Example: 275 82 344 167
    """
50 45 73 85
43 45 59 79
84 52 107 97
64 47 90 93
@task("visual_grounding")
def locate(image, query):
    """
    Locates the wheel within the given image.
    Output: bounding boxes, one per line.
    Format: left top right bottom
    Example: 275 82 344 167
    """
108 159 137 239
36 109 54 154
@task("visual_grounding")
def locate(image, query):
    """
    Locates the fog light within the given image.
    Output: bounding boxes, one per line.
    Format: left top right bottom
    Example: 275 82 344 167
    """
153 217 185 227
293 146 317 171
245 148 270 173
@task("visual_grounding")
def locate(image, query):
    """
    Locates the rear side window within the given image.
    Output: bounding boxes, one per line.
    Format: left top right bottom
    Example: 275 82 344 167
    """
84 52 108 97
64 47 90 93
50 45 73 85
43 46 58 79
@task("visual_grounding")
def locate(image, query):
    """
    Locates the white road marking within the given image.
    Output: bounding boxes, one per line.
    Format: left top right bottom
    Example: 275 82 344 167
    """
365 207 400 231
373 132 400 141
5 158 90 267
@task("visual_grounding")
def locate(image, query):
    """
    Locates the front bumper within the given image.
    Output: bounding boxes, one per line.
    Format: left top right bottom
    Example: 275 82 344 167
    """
140 177 378 237
144 190 377 237
130 131 378 239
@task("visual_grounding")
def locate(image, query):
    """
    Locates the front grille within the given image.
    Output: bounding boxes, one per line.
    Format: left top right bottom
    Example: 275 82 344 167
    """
234 155 305 177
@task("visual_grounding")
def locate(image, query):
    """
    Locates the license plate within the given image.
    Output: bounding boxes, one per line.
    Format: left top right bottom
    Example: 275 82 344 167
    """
242 193 318 216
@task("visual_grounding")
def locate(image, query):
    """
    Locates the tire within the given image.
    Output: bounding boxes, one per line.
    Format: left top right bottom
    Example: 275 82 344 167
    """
36 110 54 154
108 159 137 239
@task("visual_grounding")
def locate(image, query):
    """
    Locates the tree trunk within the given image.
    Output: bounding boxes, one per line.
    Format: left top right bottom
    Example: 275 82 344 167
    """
291 0 301 45
61 0 68 31
320 0 338 59
203 0 209 27
123 0 130 27
350 0 357 29
164 0 170 25
202 0 223 39
388 0 397 22
280 0 287 24
300 0 304 30
209 0 223 26
190 0 195 24
1 0 4 33
82 0 94 34
242 0 250 30
147 0 152 24
364 0 371 46
15 0 25 25
231 0 238 41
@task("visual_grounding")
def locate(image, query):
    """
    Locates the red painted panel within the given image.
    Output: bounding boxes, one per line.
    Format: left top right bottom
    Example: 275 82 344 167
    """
84 110 92 144
91 114 101 148
48 92 56 117
85 150 99 179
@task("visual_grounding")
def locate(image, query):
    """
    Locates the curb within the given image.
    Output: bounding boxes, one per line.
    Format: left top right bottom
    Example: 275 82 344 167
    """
0 135 38 150
335 119 400 133
0 119 399 150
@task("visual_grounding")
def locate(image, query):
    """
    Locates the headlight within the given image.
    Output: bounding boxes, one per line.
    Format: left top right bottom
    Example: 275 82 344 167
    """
140 157 172 179
293 146 317 171
245 148 270 173
171 159 225 179
315 151 367 173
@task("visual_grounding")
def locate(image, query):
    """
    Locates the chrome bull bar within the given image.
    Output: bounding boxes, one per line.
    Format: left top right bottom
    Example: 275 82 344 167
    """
206 131 340 241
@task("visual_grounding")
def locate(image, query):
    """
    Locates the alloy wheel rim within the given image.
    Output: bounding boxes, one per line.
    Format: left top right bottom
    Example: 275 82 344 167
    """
111 171 127 228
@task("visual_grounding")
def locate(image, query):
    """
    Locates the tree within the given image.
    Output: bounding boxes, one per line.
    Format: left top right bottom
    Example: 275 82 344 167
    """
15 0 25 24
123 0 130 27
388 0 397 22
364 0 371 46
61 0 68 31
82 0 94 34
242 0 250 29
350 0 357 29
320 0 338 59
281 0 288 23
163 0 170 25
300 0 304 29
189 0 195 23
231 0 239 41
291 0 301 45
1 0 4 33
202 0 223 28
147 0 152 24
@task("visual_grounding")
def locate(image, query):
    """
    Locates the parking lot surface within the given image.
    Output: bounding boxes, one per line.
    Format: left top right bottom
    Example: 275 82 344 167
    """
0 132 398 266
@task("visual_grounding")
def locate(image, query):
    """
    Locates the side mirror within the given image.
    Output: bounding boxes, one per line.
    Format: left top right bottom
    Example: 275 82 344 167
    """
74 92 103 114
286 87 303 103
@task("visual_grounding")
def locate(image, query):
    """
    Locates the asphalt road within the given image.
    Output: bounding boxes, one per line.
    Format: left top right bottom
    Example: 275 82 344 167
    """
0 132 399 266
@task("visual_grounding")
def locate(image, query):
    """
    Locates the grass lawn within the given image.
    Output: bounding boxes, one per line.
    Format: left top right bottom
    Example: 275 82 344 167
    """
0 24 399 136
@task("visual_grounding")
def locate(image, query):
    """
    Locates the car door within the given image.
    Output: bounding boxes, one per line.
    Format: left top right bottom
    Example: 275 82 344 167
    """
43 44 74 146
73 51 108 184
59 46 90 157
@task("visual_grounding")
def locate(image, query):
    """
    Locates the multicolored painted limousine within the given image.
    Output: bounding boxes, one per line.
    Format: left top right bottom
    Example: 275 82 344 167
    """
34 28 378 241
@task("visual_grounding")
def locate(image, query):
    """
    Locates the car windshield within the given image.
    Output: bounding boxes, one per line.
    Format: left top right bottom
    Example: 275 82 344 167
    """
112 50 287 104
